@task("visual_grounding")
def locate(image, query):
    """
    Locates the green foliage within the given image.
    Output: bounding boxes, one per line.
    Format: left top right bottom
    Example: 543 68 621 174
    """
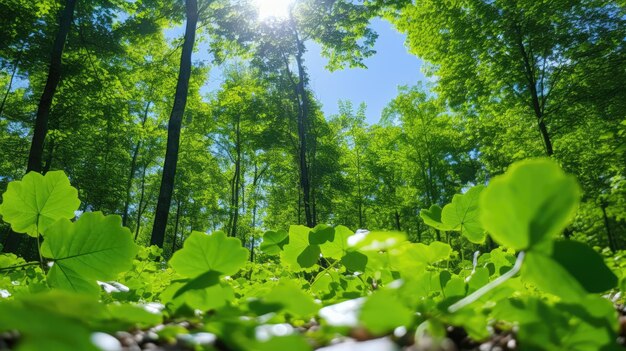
420 205 448 231
0 158 624 349
441 185 485 243
359 289 413 334
169 230 248 277
0 171 80 237
480 158 581 251
260 229 289 255
41 212 138 295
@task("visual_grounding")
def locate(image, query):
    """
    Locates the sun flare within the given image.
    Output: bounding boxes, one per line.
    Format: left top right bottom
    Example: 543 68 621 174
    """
252 0 295 20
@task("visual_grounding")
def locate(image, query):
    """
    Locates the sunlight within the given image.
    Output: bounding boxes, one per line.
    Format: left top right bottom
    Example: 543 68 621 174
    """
253 0 294 20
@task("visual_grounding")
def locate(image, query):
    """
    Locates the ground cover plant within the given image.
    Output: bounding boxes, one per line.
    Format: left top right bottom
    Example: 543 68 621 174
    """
1 158 625 350
1 0 625 350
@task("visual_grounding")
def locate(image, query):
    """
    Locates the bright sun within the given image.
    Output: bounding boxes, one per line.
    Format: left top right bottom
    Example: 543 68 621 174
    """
253 0 295 20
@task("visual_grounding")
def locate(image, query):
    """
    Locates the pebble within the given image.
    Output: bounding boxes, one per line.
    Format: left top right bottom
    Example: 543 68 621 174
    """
142 342 158 349
91 332 123 351
317 337 400 351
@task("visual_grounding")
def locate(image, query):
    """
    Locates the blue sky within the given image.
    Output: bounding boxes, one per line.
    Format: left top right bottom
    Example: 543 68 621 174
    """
190 18 425 125
303 18 425 124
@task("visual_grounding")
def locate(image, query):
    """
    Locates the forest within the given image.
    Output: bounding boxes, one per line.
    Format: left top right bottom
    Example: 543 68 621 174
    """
0 0 625 350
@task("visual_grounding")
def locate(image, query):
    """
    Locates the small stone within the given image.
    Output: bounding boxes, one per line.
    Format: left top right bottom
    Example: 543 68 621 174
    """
115 331 136 347
349 327 372 341
506 339 516 349
142 342 158 349
90 332 122 351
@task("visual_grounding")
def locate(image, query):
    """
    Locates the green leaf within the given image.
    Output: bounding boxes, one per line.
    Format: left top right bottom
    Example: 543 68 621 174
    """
551 240 617 293
359 289 413 334
389 242 451 278
523 250 587 301
308 224 334 245
280 225 319 271
40 212 138 295
169 231 248 277
420 205 451 231
260 229 289 255
0 293 99 351
441 185 485 243
525 240 617 299
413 241 453 265
480 158 581 251
0 171 80 237
173 270 221 299
161 280 234 312
100 304 162 331
320 225 353 260
341 251 368 272
264 282 319 317
493 297 618 350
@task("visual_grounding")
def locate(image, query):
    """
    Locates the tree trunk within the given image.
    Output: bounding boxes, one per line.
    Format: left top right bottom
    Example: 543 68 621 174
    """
286 20 315 228
150 0 198 247
394 209 401 231
123 102 150 226
601 202 616 252
171 198 182 254
228 115 242 237
514 25 554 156
27 0 77 173
250 169 258 262
134 165 148 241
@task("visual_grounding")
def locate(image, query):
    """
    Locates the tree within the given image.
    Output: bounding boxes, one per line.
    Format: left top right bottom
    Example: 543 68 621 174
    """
390 0 625 158
150 0 199 247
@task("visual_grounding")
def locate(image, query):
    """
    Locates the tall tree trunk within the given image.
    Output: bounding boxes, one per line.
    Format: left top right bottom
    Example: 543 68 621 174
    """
134 165 148 241
123 102 150 226
601 202 616 252
292 31 314 228
171 198 182 254
228 115 242 237
250 163 259 262
150 0 198 247
355 146 363 228
514 25 554 156
27 0 77 173
394 209 401 231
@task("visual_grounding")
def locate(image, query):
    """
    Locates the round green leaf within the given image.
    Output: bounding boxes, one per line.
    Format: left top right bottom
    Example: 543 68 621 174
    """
320 225 353 260
264 281 319 317
359 289 413 334
480 158 581 251
341 251 368 272
0 171 80 237
280 225 319 271
551 240 617 293
441 185 485 243
420 205 451 231
523 250 587 301
41 212 138 295
260 229 289 255
169 230 248 277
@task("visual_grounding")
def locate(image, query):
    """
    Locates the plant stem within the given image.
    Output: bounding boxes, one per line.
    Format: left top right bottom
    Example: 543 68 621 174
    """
448 251 525 313
0 261 40 273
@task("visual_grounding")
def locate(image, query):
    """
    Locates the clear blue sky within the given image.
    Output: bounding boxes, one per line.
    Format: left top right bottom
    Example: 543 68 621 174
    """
186 18 425 125
303 18 425 124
